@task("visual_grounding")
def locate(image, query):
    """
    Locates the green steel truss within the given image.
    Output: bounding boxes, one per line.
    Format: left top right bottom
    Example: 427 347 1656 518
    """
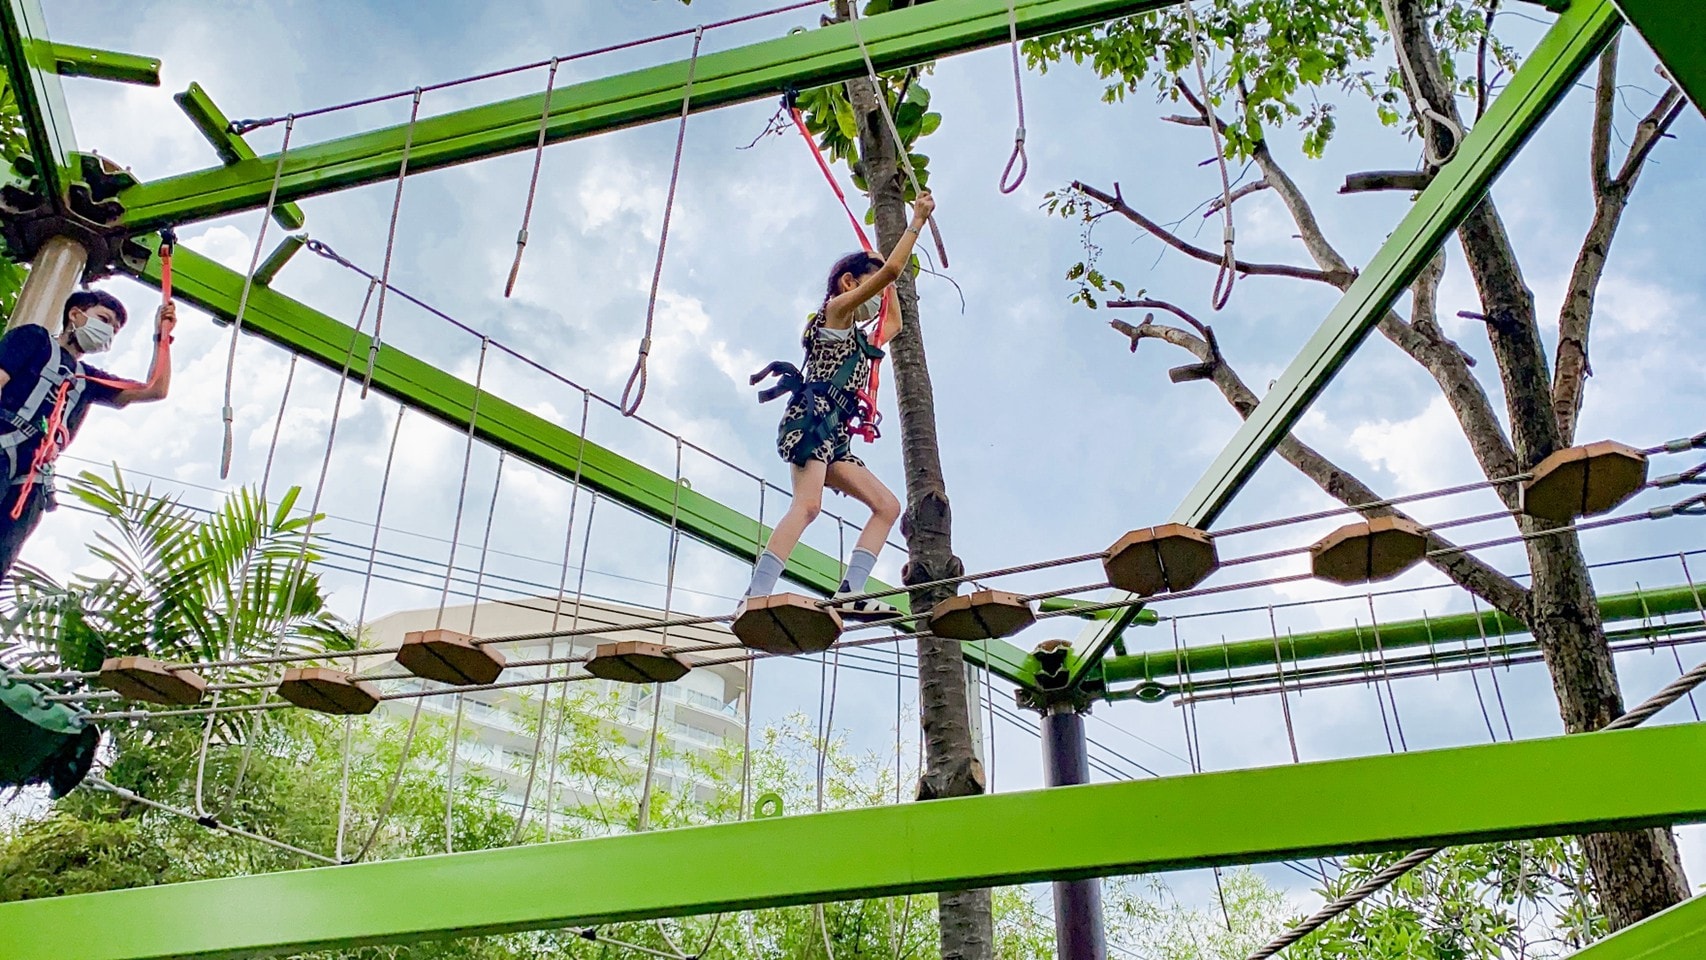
3 2 1706 953
1610 0 1706 112
1067 0 1626 684
0 0 76 209
113 0 1188 232
4 724 1706 960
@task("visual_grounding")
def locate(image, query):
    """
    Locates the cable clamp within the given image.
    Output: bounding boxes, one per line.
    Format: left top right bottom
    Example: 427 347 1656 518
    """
515 228 529 245
1013 125 1027 143
637 336 652 357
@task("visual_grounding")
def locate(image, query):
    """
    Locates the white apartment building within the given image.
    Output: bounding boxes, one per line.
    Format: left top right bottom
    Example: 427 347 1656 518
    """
362 595 750 818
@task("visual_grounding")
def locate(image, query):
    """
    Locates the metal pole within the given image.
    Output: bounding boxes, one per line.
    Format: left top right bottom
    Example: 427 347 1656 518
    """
1042 702 1107 960
7 235 87 334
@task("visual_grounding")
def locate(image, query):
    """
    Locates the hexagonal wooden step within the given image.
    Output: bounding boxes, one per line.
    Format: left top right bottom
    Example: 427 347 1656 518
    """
1103 524 1219 596
732 593 843 657
97 657 206 706
930 590 1036 642
584 641 690 684
277 668 379 716
397 629 506 686
1522 440 1648 522
1310 516 1429 584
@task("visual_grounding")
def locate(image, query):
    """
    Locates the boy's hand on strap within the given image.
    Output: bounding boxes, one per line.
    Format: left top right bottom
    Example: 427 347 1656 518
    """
154 303 177 345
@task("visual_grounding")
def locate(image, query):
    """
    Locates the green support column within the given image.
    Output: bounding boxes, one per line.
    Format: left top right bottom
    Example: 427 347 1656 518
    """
1067 0 1624 686
131 242 1041 686
1610 1 1706 114
114 0 1180 231
4 724 1705 960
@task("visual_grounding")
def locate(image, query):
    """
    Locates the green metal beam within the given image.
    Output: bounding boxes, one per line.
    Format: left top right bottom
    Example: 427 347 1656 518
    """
173 83 306 230
129 241 1038 687
0 0 77 208
1100 582 1706 687
4 723 1705 959
1067 0 1623 688
50 42 160 86
1610 1 1706 115
1568 893 1706 960
114 0 1180 232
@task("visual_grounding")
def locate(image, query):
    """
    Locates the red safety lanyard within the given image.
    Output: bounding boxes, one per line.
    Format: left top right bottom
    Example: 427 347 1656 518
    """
788 104 889 442
9 371 138 520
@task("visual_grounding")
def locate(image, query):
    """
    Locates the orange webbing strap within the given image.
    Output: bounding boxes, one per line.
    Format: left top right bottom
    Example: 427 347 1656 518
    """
787 100 889 442
8 372 143 520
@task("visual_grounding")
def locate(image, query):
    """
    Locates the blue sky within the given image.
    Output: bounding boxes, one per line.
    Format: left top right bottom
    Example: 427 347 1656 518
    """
38 0 1706 914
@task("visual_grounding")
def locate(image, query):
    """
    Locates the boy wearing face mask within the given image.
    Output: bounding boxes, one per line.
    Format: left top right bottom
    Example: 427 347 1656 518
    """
0 288 176 577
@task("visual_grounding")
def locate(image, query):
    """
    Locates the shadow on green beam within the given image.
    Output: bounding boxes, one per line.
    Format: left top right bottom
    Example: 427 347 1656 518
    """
1067 0 1623 687
5 724 1706 960
114 0 1181 232
1100 582 1706 687
1568 892 1706 960
126 240 1038 687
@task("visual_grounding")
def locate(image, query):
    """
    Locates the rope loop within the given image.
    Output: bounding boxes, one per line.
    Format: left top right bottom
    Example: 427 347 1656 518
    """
624 26 703 418
997 0 1030 194
1179 1 1237 311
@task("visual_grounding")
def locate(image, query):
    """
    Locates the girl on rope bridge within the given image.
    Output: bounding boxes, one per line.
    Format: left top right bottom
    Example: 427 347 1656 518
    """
0 289 176 578
745 191 935 620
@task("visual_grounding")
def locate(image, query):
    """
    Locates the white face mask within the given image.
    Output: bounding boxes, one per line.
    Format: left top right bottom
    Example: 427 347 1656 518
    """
855 292 883 323
70 313 116 354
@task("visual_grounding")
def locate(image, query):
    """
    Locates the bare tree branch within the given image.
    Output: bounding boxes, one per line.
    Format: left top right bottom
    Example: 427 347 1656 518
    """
1341 170 1434 194
1206 179 1270 216
1554 54 1685 444
1071 180 1344 285
1108 317 1531 618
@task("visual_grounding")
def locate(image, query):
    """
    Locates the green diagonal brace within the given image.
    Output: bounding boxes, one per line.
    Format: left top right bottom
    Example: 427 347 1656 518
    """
174 83 306 230
50 42 161 86
0 0 77 208
4 723 1706 959
114 0 1181 232
1610 1 1706 114
1067 0 1623 687
1567 892 1706 960
130 241 1038 687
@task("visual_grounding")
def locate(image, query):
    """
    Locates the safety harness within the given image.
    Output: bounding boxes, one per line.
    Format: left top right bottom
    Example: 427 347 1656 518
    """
751 322 885 466
1 336 137 520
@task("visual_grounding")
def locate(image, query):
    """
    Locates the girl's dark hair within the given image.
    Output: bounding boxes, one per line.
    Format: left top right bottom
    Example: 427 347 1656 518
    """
809 251 883 335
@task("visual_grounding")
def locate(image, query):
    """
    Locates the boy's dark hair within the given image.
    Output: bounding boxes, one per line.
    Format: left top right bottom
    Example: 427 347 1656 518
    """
64 289 127 330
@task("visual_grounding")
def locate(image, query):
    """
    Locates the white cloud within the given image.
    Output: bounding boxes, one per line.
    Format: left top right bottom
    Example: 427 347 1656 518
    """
1345 394 1473 495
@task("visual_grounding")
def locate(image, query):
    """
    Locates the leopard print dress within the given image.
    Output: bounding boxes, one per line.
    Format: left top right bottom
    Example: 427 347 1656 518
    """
775 318 872 468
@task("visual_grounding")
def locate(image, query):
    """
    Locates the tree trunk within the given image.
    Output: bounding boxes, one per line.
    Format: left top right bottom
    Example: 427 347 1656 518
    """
840 5 993 958
1386 0 1689 925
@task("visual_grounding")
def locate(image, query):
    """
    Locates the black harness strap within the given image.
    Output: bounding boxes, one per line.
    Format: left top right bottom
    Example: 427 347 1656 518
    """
751 324 885 466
